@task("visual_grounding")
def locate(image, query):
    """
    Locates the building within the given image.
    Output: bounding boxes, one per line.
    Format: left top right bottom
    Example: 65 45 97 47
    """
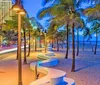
0 0 12 24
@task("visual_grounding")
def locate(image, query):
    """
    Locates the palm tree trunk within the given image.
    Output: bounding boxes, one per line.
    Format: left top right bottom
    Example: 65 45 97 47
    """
71 23 75 72
76 28 79 56
33 37 35 51
27 30 31 57
94 31 98 54
82 36 85 51
65 24 69 59
23 28 27 64
61 41 64 49
45 33 47 53
89 39 93 52
0 35 3 47
39 32 42 48
52 38 54 48
35 37 37 51
57 38 59 51
39 36 42 48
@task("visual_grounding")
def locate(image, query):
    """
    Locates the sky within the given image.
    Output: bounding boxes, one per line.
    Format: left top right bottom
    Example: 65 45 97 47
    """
13 0 43 17
12 0 99 41
12 0 94 29
23 0 42 17
13 0 48 28
22 0 51 29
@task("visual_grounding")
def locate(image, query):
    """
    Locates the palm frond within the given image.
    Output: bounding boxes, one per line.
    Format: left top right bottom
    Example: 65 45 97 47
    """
37 7 53 19
85 4 100 15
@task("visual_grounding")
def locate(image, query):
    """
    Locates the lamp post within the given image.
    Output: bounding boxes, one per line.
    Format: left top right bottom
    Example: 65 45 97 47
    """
17 13 22 85
12 0 26 85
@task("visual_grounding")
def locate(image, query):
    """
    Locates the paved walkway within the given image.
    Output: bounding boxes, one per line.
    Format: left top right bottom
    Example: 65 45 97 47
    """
0 44 100 85
0 45 16 51
0 51 45 85
0 45 28 54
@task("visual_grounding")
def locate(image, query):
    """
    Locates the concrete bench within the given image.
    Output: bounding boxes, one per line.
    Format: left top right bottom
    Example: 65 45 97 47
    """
30 58 75 85
30 46 75 85
37 54 50 60
64 78 75 85
39 58 59 67
45 52 55 56
47 47 53 51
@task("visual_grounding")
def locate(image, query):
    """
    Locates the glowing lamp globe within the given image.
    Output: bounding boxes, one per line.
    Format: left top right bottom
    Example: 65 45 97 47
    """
12 3 21 11
18 8 26 15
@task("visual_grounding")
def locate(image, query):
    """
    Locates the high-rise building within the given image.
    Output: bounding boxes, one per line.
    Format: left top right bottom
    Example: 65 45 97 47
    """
0 0 12 24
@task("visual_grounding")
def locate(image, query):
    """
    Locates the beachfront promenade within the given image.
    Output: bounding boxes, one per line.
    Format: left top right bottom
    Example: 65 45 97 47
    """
0 45 29 54
0 45 100 85
0 45 75 85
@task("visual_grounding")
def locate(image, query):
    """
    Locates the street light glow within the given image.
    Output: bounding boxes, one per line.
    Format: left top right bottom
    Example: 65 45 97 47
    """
18 8 26 15
12 3 21 11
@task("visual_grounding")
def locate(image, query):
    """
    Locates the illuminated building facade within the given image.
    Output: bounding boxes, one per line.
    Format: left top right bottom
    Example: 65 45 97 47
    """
0 0 12 24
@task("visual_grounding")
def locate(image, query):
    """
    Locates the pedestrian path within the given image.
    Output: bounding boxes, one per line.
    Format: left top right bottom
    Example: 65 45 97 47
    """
30 46 75 85
0 45 28 54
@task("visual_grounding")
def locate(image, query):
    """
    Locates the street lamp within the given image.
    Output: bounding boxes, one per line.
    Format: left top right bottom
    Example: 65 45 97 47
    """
12 1 26 85
12 3 21 11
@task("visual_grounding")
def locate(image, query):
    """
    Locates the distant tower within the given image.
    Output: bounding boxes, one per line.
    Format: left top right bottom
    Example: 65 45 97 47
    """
0 0 12 24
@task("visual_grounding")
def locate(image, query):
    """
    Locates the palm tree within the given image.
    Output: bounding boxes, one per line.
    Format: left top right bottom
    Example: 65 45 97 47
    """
71 23 75 72
54 31 60 51
22 16 31 63
77 0 100 7
84 4 100 54
83 28 92 51
84 5 100 20
32 29 41 51
94 26 98 55
29 17 44 52
47 27 54 48
82 36 85 50
47 22 62 50
44 30 47 53
58 30 66 49
27 27 31 57
65 24 69 58
37 28 42 51
22 16 35 63
37 1 72 58
75 19 84 56
2 15 18 59
76 28 79 56
23 27 27 64
91 23 100 54
0 28 3 47
38 0 84 72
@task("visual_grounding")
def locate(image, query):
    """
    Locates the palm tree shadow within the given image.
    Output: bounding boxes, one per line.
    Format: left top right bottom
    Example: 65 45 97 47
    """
52 50 65 52
75 62 99 72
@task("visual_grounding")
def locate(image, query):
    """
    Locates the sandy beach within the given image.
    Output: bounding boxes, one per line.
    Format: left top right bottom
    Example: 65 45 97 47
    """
0 45 100 85
53 47 100 85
